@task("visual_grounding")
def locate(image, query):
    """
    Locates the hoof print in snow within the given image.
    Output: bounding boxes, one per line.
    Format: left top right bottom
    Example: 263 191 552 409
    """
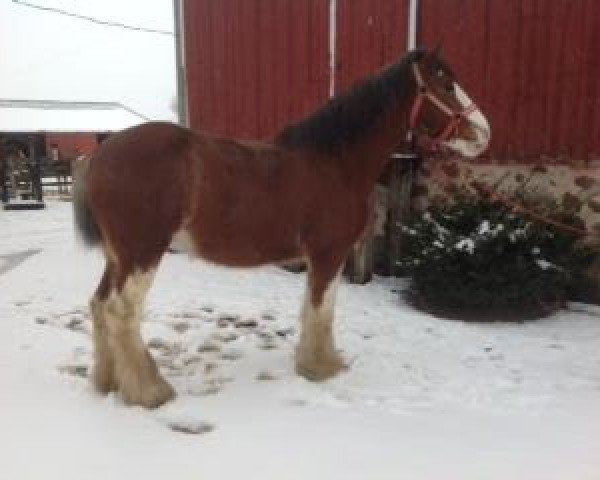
182 355 204 367
256 330 274 340
214 332 238 343
35 316 48 325
148 338 171 352
14 301 31 307
256 370 277 381
200 306 214 314
217 314 239 328
275 327 295 338
235 318 258 329
58 364 88 378
65 317 87 333
261 313 276 322
220 349 243 361
172 321 190 334
204 362 218 374
168 421 215 435
258 340 278 350
197 341 221 353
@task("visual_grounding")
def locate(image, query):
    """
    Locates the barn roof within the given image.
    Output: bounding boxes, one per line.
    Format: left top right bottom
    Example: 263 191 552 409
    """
0 99 149 133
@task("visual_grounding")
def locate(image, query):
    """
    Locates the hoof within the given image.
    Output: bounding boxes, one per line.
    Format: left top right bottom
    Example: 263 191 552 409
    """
295 350 348 381
92 363 118 394
120 375 176 409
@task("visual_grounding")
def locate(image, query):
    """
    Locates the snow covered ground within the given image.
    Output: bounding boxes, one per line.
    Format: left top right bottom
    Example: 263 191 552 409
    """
1 201 599 480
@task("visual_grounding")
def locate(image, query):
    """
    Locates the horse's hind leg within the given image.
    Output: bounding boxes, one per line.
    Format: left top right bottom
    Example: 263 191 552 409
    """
90 264 118 393
295 254 347 381
91 262 174 408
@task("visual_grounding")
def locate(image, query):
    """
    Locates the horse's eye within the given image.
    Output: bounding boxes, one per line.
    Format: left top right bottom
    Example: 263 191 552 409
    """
436 69 445 78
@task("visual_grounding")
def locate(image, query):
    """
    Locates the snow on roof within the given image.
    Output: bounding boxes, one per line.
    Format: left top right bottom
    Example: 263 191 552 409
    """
0 99 149 133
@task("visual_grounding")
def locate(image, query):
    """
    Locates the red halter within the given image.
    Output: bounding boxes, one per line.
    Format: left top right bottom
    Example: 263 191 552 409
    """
409 63 478 147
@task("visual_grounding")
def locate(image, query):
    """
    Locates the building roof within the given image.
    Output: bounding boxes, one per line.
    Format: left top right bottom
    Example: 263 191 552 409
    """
0 99 149 133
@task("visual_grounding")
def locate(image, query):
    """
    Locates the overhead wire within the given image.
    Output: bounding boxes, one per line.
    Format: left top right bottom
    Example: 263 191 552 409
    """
11 0 174 36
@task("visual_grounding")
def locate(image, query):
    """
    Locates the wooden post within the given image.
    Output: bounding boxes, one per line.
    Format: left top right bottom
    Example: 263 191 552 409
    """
28 136 43 202
386 152 418 276
345 191 375 284
0 154 6 203
346 152 419 283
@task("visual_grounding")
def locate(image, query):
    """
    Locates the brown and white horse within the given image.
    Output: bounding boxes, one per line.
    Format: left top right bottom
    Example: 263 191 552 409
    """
73 48 490 408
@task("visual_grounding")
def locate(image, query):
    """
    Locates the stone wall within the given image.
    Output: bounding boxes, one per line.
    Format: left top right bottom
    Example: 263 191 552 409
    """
414 159 600 243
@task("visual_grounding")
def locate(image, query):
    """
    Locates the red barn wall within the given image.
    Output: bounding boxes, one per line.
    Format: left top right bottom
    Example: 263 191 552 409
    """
183 0 330 141
336 0 409 91
183 0 600 166
45 133 98 161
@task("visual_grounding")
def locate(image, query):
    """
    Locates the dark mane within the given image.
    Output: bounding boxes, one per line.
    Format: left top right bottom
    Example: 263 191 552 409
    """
275 49 425 153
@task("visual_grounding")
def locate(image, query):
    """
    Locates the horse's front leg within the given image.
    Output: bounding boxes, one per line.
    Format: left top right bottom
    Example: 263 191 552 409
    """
295 253 348 381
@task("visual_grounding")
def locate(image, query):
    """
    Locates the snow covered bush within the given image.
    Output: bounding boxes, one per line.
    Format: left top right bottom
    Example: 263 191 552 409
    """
397 195 598 320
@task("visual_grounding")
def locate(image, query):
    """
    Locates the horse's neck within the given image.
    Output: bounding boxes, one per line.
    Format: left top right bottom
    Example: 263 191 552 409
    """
342 92 415 195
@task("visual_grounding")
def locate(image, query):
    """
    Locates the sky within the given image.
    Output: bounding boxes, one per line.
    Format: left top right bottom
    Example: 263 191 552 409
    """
0 0 177 121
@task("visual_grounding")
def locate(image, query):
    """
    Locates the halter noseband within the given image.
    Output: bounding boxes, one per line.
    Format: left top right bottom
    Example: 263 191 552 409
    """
409 63 478 147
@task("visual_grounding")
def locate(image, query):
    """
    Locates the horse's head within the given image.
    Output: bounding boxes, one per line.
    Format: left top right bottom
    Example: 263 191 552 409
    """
410 47 490 158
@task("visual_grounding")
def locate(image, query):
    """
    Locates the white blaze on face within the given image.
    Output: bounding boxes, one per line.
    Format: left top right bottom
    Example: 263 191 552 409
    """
442 82 491 158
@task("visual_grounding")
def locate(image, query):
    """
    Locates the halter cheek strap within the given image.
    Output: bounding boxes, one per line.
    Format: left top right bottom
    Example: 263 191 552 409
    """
409 63 478 145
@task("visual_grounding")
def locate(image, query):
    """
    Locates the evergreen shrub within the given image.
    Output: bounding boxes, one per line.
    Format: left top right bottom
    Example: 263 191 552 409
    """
397 194 598 320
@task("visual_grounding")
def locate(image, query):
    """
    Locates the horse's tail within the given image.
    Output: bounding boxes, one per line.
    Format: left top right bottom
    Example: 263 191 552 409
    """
72 155 102 247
